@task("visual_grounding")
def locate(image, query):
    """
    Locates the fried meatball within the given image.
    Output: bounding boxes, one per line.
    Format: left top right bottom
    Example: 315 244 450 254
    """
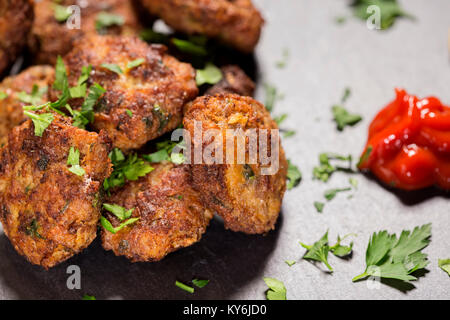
0 114 112 269
205 65 255 97
140 0 264 53
0 0 33 75
183 94 287 234
51 35 198 151
101 161 213 262
29 0 142 65
0 66 54 147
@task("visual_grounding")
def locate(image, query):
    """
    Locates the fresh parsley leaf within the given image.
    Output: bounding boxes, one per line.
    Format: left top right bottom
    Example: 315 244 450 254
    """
282 130 296 138
285 260 296 267
82 294 96 300
263 277 286 300
53 56 67 91
300 231 333 271
351 0 414 30
125 109 133 117
69 65 92 98
324 187 351 201
286 160 302 190
175 281 194 294
126 58 145 71
438 259 450 276
330 234 355 258
95 12 124 33
332 105 362 131
140 29 170 44
274 114 288 125
172 38 208 56
144 149 169 163
53 4 71 22
100 216 139 234
73 82 105 128
313 153 353 182
103 203 134 221
196 63 223 86
26 219 43 239
100 63 123 75
67 147 85 176
23 111 54 137
0 91 7 99
264 84 278 112
314 201 325 213
353 224 431 283
17 85 48 105
143 140 186 165
192 279 209 288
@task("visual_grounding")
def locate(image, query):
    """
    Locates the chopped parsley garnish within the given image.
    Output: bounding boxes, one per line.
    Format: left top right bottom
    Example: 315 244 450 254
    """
67 147 85 176
286 160 302 190
82 295 96 300
438 259 450 277
95 12 124 33
74 83 106 128
263 277 286 300
313 153 353 182
23 110 54 137
26 219 43 239
353 224 431 284
300 232 354 271
100 216 139 234
0 91 7 99
196 63 223 86
140 29 170 44
143 140 186 165
282 130 296 138
274 114 287 125
125 109 133 117
103 203 134 221
313 201 325 213
53 4 71 22
103 148 153 192
285 260 296 267
276 48 289 68
332 105 362 131
69 65 92 98
171 38 208 56
53 56 68 91
17 85 48 105
126 58 145 71
192 279 209 288
175 281 194 294
351 0 414 30
264 84 278 112
100 63 123 75
324 187 352 201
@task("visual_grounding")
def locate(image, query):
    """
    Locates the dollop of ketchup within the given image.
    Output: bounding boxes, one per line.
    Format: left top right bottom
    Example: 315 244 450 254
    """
358 88 450 190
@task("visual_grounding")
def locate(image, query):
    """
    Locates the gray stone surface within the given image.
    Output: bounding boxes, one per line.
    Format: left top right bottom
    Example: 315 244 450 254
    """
0 0 449 300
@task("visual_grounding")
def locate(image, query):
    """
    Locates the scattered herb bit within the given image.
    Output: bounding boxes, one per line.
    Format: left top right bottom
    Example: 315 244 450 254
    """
192 279 209 288
17 85 48 105
0 91 7 99
300 231 333 271
353 224 431 283
143 139 186 165
100 63 123 75
263 277 286 300
438 259 450 276
172 38 207 56
23 110 54 137
73 83 106 128
69 65 92 98
332 105 362 131
125 109 133 117
196 63 223 86
126 58 145 71
100 216 140 234
357 145 373 167
335 16 347 24
275 48 290 68
67 147 85 176
95 12 124 33
313 153 353 182
53 56 68 91
286 160 302 190
351 0 414 30
330 234 355 257
264 84 278 112
314 201 325 213
103 203 134 221
341 87 351 103
26 219 43 239
175 281 194 294
274 114 288 125
103 148 153 192
285 260 296 267
349 177 358 188
324 187 352 201
140 29 170 44
82 295 96 300
53 4 71 22
283 130 296 138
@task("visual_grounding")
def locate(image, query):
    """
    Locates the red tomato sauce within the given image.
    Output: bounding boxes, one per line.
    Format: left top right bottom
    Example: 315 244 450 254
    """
358 88 450 190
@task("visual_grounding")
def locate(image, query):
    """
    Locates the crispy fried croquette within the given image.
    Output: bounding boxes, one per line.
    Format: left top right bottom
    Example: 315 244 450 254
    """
139 0 264 53
50 35 198 151
206 65 255 97
101 161 213 262
0 0 33 75
183 94 287 234
0 114 112 269
29 0 142 65
0 66 54 147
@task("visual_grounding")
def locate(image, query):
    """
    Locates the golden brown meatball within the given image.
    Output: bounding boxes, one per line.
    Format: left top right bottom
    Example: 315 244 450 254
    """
0 113 112 269
101 161 213 262
29 0 142 65
205 65 255 97
140 0 264 53
183 94 287 234
0 0 33 75
0 66 54 147
51 35 198 151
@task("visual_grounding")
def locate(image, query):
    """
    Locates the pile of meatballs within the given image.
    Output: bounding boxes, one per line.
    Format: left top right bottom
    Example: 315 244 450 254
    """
0 0 287 269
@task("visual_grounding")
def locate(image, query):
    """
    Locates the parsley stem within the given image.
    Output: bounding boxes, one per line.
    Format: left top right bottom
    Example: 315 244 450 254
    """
175 281 194 294
352 272 369 282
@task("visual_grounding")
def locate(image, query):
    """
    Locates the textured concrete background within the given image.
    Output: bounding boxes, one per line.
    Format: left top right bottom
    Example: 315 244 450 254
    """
0 0 449 300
